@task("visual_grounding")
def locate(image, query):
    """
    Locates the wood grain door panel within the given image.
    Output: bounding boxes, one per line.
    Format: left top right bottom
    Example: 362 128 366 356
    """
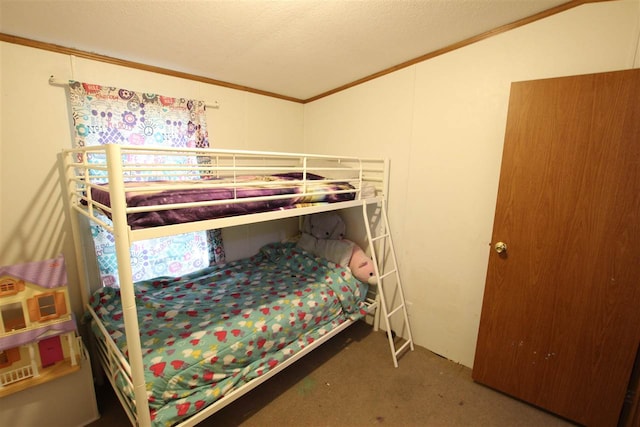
472 69 640 426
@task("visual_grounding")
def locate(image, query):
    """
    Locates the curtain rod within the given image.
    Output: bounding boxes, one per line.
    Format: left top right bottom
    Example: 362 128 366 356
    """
48 75 220 109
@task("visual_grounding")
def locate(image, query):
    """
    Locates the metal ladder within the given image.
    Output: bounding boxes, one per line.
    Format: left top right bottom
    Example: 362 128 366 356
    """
362 199 414 367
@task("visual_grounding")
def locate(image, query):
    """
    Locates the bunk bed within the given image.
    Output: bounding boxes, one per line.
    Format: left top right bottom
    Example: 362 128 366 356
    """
62 144 411 427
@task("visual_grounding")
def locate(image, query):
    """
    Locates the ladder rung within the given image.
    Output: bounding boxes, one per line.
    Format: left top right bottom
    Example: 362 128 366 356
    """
362 199 413 366
364 299 378 313
386 303 405 319
371 233 390 243
378 269 396 281
395 339 412 356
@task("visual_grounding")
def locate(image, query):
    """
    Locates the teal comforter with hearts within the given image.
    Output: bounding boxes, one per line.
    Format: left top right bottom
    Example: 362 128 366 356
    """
89 242 368 426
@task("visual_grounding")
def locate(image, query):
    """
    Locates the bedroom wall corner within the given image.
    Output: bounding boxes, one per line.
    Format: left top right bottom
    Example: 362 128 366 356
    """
302 66 417 349
302 0 640 368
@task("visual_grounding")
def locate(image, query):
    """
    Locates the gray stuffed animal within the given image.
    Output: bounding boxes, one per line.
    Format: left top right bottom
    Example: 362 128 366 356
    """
301 212 346 240
296 213 378 285
298 212 352 266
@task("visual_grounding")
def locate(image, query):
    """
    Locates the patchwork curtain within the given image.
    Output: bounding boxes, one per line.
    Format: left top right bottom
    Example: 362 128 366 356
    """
68 81 224 287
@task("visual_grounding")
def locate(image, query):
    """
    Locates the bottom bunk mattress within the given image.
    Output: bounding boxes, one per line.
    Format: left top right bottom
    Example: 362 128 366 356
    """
88 242 369 426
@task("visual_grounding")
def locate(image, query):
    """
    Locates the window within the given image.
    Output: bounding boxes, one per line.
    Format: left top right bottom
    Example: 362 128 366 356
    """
1 303 26 331
0 278 24 297
0 348 20 368
37 294 57 319
27 292 67 323
68 81 225 287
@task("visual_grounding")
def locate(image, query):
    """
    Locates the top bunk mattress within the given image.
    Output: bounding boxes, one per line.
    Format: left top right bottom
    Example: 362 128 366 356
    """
64 145 385 230
89 172 357 229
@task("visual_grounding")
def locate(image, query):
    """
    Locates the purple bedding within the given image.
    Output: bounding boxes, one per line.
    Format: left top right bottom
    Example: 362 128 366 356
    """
88 173 356 228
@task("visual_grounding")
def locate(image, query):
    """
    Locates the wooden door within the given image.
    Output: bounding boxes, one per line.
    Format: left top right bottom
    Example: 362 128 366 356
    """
472 69 640 427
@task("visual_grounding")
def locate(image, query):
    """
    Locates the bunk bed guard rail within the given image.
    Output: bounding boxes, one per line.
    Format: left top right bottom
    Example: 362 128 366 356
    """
61 144 394 427
63 144 388 237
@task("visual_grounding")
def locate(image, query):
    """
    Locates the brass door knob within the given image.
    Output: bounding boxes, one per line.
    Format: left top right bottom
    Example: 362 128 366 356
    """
494 242 507 254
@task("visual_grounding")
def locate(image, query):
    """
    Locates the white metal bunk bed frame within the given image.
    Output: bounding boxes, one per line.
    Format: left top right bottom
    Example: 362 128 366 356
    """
62 143 413 427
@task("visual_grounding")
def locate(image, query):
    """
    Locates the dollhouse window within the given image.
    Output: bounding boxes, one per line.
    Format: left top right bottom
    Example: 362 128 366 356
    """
1 303 26 331
37 294 56 318
0 348 21 368
0 278 23 297
27 292 67 322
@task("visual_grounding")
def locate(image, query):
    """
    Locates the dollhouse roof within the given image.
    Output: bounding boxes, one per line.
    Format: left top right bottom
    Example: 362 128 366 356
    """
0 255 67 289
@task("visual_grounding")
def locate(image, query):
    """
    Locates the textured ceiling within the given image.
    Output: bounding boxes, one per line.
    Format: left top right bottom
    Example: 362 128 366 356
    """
0 0 571 101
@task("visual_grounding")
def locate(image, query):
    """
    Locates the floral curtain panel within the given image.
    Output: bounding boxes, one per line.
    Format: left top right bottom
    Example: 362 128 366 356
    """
68 81 224 287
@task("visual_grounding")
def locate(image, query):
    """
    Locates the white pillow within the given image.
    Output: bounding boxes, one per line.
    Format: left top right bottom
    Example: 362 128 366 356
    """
297 233 353 266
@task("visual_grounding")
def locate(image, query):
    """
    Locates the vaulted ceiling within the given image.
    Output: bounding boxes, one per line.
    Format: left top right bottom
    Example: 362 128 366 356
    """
1 0 581 102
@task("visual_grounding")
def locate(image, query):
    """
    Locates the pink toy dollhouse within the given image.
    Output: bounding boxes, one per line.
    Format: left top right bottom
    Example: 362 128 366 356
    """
0 255 81 397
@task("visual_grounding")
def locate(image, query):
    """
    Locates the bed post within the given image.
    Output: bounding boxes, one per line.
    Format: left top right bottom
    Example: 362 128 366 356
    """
62 150 91 312
105 144 152 427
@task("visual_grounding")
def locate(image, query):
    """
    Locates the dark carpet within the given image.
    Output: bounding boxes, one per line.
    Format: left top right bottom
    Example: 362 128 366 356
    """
88 321 575 426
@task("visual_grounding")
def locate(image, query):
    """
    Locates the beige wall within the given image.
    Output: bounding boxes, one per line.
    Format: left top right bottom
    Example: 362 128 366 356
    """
0 42 3 233
0 44 304 316
304 0 640 367
1 0 638 370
